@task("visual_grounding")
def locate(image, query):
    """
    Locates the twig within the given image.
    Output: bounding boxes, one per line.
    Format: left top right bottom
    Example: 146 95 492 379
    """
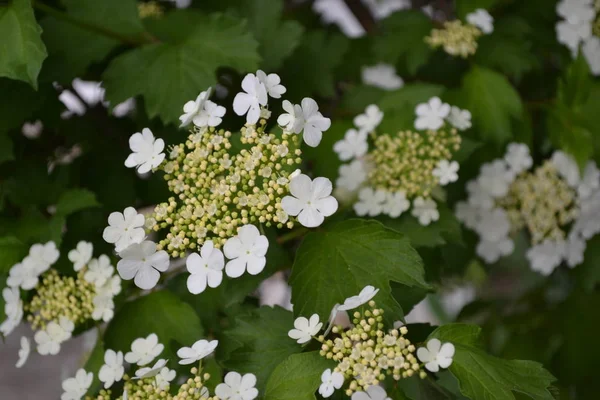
343 0 377 33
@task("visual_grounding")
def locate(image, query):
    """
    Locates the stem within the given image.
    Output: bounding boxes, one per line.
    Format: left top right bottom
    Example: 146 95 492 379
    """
343 0 377 33
276 227 309 244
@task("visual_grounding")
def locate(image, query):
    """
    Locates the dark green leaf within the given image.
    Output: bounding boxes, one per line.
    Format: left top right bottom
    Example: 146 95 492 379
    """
0 132 13 164
55 189 101 217
83 338 105 396
455 0 500 19
0 236 27 273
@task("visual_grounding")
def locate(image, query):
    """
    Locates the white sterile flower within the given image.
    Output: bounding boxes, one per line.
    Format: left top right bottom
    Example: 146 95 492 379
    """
277 100 304 133
29 241 60 267
557 21 591 55
125 333 164 366
557 0 596 24
34 317 74 355
135 359 168 379
7 257 43 290
98 350 124 389
3 286 22 319
299 97 331 147
318 369 344 398
411 197 440 226
504 142 532 175
351 385 392 400
565 235 586 268
194 100 226 128
337 159 368 192
446 106 472 131
339 285 379 311
179 89 211 127
117 241 170 290
177 339 219 365
233 73 268 124
103 207 146 252
382 191 410 218
354 187 386 216
466 9 494 34
155 367 176 391
354 104 384 133
551 151 580 187
16 336 30 368
256 70 286 99
476 238 514 264
477 160 513 197
466 181 494 210
68 241 93 271
224 225 269 278
61 369 93 400
583 37 600 76
578 161 600 199
0 313 20 337
215 372 259 400
186 241 224 294
417 339 455 372
99 275 122 297
84 255 114 287
415 97 450 131
361 63 404 91
455 201 480 230
432 160 459 185
92 294 115 322
333 128 368 161
124 128 165 174
22 120 43 139
526 239 566 276
281 174 338 228
476 208 510 242
288 314 323 344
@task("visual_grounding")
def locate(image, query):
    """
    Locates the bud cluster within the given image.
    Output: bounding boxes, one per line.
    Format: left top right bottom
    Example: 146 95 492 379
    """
425 20 482 58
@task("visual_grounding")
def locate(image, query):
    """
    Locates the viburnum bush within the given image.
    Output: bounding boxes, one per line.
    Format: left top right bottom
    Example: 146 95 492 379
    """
1 0 600 399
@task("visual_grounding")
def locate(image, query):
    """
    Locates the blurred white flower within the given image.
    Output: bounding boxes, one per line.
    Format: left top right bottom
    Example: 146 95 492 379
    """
446 106 472 131
337 159 367 192
84 255 114 287
476 237 514 263
432 160 459 185
288 314 323 344
92 294 115 322
68 241 93 271
333 128 368 161
417 339 455 372
124 128 165 174
354 104 383 132
477 160 513 198
551 151 580 187
354 187 386 216
382 191 410 218
415 97 450 131
466 9 494 34
224 225 269 278
583 36 600 76
577 161 600 199
504 143 532 175
411 197 439 226
281 174 338 228
22 120 43 139
117 241 170 290
361 63 404 90
351 385 392 400
526 239 566 276
565 235 586 267
16 336 30 368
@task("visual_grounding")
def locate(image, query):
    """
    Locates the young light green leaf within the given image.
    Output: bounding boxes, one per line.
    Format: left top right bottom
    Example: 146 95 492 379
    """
55 189 101 217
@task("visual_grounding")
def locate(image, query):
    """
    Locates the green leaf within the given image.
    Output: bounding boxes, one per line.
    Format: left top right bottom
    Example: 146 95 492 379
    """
575 235 600 292
264 352 335 400
547 102 593 170
459 66 522 145
103 12 260 125
55 189 101 217
222 307 301 391
558 52 591 108
0 78 46 132
455 0 500 19
0 132 13 164
0 236 28 273
83 338 105 396
428 324 556 400
290 219 428 322
104 290 203 362
0 0 47 88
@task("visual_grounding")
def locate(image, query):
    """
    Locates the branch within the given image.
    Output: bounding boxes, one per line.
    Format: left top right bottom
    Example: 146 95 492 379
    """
343 0 377 33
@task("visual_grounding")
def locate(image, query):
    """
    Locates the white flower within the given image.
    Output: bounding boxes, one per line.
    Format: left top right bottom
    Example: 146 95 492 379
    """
125 334 164 366
382 191 410 218
277 100 304 133
353 104 383 132
339 285 379 312
1 287 23 337
215 372 259 400
361 63 404 91
84 255 114 287
414 97 450 131
526 239 566 276
337 159 367 192
256 70 286 99
288 314 323 344
466 9 494 34
351 385 392 400
179 89 211 127
233 73 268 124
177 339 219 365
98 350 124 389
103 207 146 252
186 241 224 294
583 36 600 76
7 257 42 290
124 128 165 173
155 367 176 391
477 160 513 197
194 100 226 128
117 241 170 290
92 294 115 322
22 120 43 139
135 359 168 379
551 151 580 187
61 369 93 400
281 174 338 228
556 20 592 55
34 317 74 355
28 241 60 268
411 197 440 226
455 201 480 230
417 339 455 372
224 225 269 278
432 160 459 186
318 369 344 398
16 336 30 368
476 238 514 263
98 275 122 297
565 235 586 268
466 181 494 210
446 106 472 131
333 128 368 161
476 208 511 242
557 0 596 24
354 187 386 216
578 161 600 199
299 97 331 147
68 241 93 271
504 143 532 175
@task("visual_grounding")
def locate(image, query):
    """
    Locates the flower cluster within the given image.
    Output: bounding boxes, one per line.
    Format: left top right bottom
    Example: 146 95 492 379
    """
335 97 468 226
425 9 494 58
556 0 600 75
1 241 121 367
456 144 600 275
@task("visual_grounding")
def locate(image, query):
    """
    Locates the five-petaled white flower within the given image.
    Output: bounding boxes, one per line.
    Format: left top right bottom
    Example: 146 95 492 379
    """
353 104 383 132
125 333 164 366
233 73 268 124
186 241 224 294
415 97 450 131
84 255 114 287
1 287 23 337
382 191 410 218
92 294 115 322
446 106 472 131
7 257 42 291
339 285 379 311
28 241 60 268
193 100 226 128
333 129 368 161
351 385 391 400
432 160 459 186
318 369 344 398
155 367 177 391
135 359 168 379
124 128 165 174
215 371 259 400
99 349 125 389
362 63 404 91
68 241 93 271
288 314 323 344
277 100 304 133
337 159 367 192
504 142 532 174
16 336 30 368
411 197 440 226
417 338 455 372
466 9 494 34
224 225 269 278
281 174 338 228
177 339 219 365
256 70 286 98
179 89 211 127
354 187 386 216
117 241 170 290
299 97 331 147
103 207 146 252
34 316 74 355
61 369 93 400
